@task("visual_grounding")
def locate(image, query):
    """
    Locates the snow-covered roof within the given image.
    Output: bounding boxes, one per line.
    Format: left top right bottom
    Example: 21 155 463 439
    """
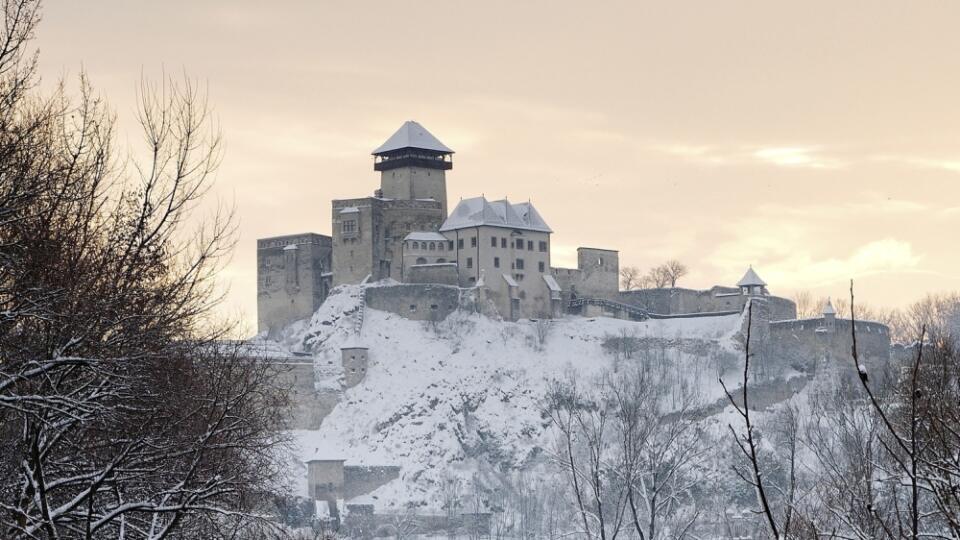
736 266 767 287
440 196 553 233
372 121 453 155
404 231 447 242
823 298 836 315
502 273 518 287
340 206 360 214
543 274 562 292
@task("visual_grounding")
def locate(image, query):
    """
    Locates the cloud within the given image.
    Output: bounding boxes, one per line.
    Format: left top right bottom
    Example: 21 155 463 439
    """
752 146 842 169
871 154 960 174
649 142 843 169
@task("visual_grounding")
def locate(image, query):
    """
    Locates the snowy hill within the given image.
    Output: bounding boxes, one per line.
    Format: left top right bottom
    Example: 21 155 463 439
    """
267 284 750 510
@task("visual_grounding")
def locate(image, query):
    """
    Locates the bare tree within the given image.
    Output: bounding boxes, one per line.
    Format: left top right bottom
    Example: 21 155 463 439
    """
661 260 688 288
620 266 643 291
0 2 291 537
544 373 628 540
719 301 780 539
792 290 817 319
610 365 703 539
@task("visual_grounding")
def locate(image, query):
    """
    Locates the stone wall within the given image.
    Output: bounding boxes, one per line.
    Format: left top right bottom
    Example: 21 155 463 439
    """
343 466 401 499
257 233 332 336
331 198 445 286
380 165 448 215
618 286 797 320
364 284 461 322
551 247 619 304
270 360 338 430
405 263 459 286
769 317 890 373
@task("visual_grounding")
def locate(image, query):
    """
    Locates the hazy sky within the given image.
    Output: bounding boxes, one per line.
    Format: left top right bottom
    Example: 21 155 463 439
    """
35 1 960 332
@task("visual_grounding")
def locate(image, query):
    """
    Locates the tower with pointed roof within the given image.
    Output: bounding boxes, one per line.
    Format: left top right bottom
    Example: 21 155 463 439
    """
373 121 453 215
737 266 768 296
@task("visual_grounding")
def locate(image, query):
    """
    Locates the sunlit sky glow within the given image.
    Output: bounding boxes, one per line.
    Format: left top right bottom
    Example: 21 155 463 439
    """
35 1 960 333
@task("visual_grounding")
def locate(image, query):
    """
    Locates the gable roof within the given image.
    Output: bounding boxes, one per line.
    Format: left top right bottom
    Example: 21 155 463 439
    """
823 298 836 315
440 196 553 233
736 266 767 287
372 121 453 155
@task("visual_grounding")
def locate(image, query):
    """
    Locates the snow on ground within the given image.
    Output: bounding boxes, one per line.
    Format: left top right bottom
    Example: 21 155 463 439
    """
271 285 745 509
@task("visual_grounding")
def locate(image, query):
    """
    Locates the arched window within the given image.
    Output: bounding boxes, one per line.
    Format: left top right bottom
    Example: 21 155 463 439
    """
412 241 419 250
416 257 427 264
436 258 446 263
429 242 435 251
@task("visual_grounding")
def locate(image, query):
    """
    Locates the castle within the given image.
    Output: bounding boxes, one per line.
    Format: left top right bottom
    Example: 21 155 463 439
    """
256 121 892 369
255 122 895 533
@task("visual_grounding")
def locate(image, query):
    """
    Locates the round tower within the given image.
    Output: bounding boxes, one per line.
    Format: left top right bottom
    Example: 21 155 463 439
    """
372 121 454 215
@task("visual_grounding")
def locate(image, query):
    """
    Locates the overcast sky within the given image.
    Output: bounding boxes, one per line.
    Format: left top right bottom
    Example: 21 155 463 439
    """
35 1 960 333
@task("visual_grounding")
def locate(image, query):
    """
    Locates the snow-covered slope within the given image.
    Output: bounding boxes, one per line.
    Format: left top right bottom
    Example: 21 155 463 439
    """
271 285 746 510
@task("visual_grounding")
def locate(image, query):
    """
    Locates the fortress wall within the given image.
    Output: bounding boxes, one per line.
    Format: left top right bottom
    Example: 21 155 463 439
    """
619 287 797 319
406 263 459 286
270 361 337 430
365 284 460 321
343 466 401 499
765 296 798 320
769 318 890 372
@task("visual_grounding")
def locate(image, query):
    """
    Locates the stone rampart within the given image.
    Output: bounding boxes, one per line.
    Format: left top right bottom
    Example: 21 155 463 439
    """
343 466 401 499
365 284 460 321
405 263 459 286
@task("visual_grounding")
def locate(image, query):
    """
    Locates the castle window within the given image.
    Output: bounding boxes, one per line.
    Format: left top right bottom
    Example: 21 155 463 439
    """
527 240 533 250
342 219 357 235
494 257 500 268
416 257 427 264
458 238 464 249
468 277 476 284
429 242 435 251
501 237 507 248
466 257 473 268
471 236 477 247
539 241 547 252
409 304 417 312
430 304 438 310
437 258 446 263
448 241 454 250
538 261 545 272
491 237 497 247
516 258 525 270
515 238 524 249
412 241 419 250
438 242 444 251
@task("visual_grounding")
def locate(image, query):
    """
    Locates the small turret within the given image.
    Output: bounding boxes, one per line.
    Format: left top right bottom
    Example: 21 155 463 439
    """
737 266 768 296
822 297 836 328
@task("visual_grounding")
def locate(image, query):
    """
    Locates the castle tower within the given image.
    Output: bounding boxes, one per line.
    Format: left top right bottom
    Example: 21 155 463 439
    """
340 339 369 389
822 297 836 330
737 266 768 296
372 121 454 215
